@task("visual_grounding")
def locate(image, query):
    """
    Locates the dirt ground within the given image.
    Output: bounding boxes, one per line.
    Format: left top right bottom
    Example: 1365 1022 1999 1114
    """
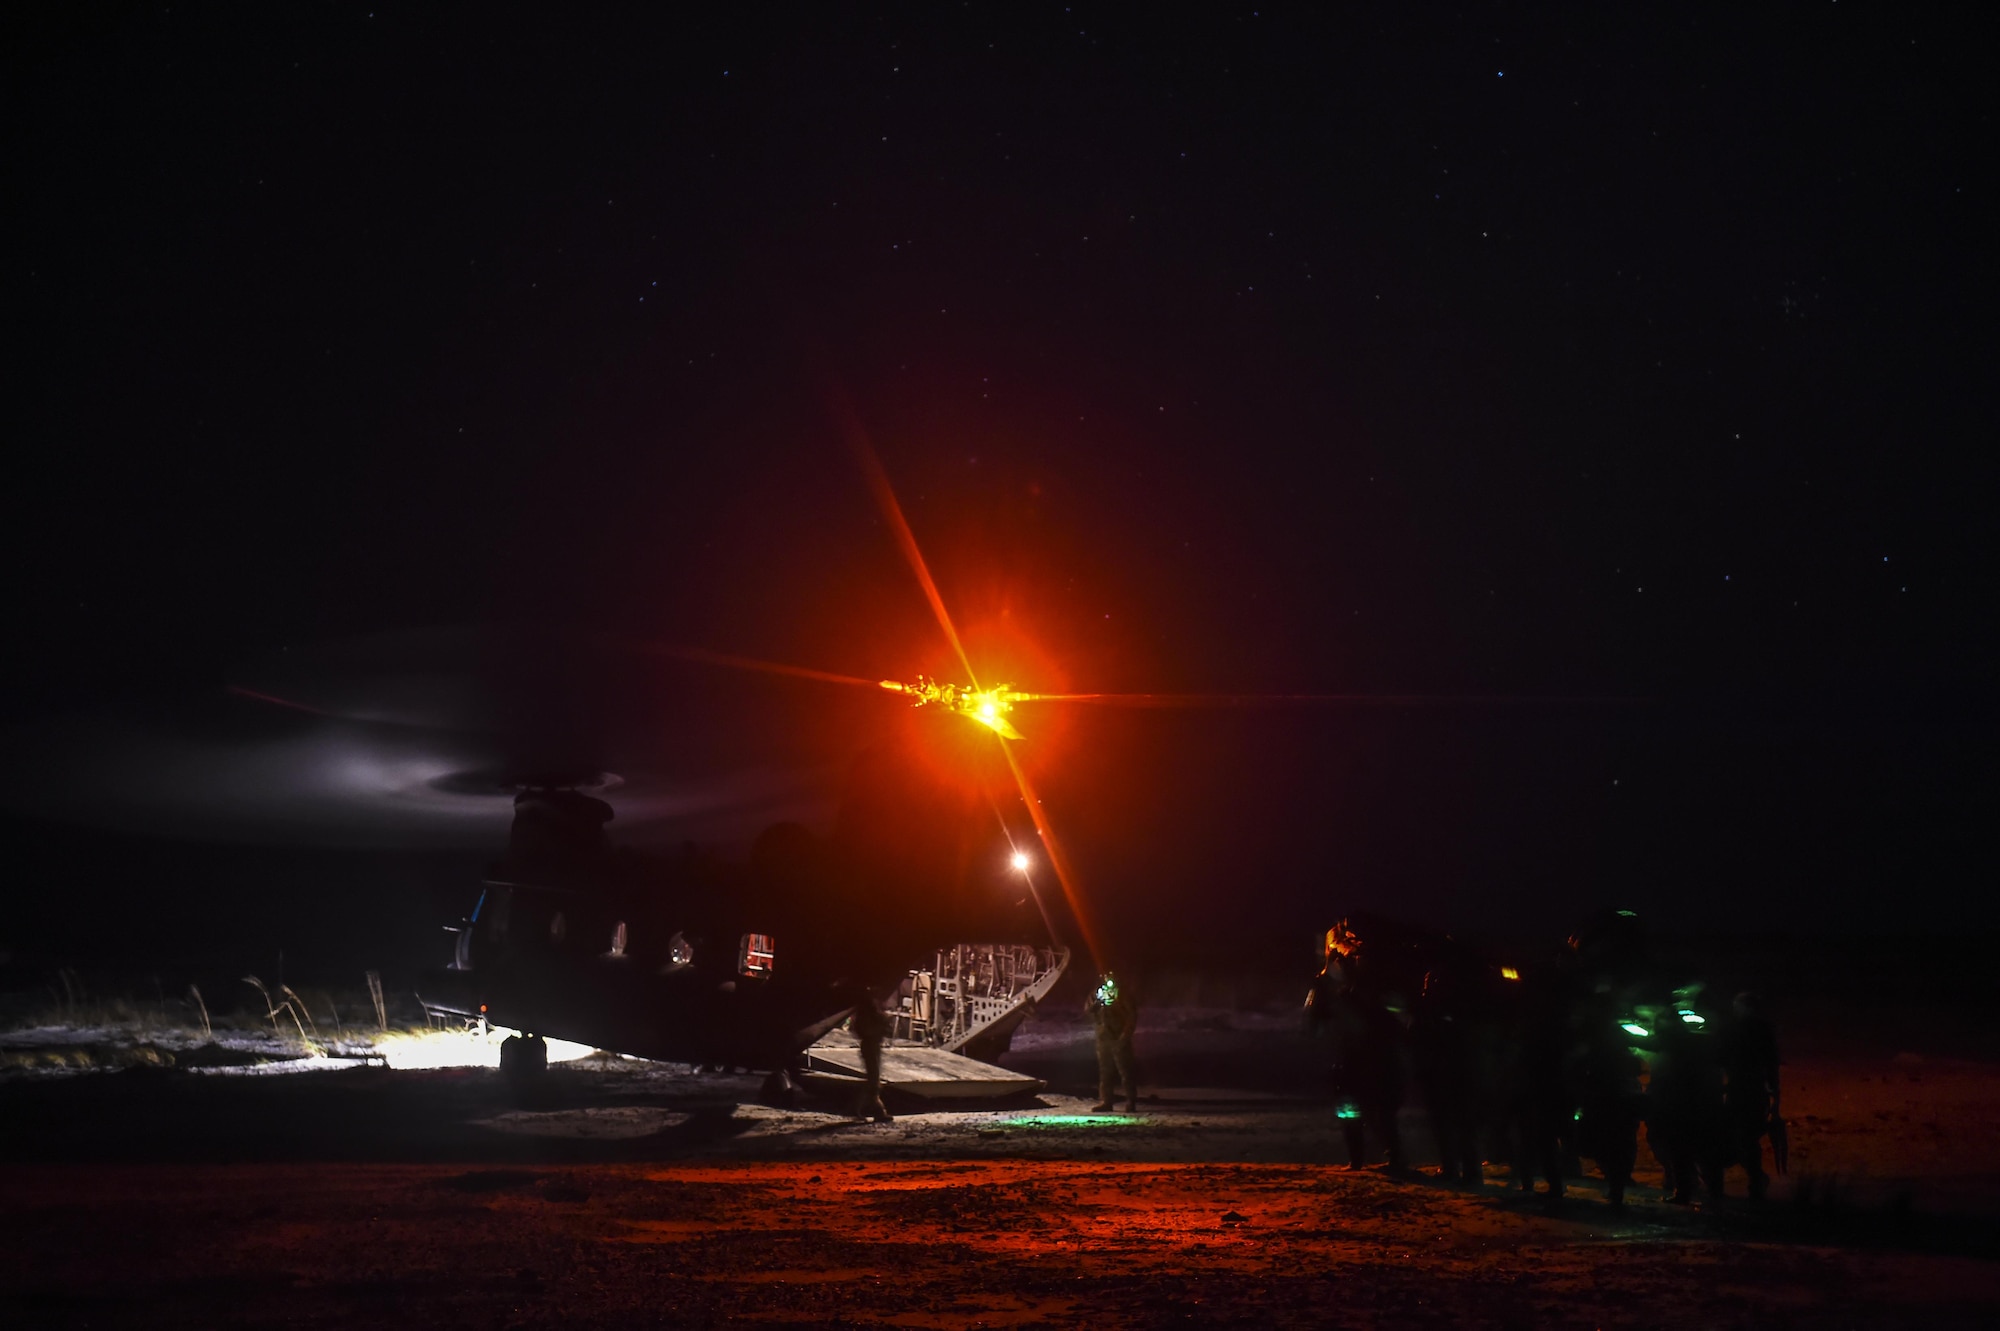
4 1007 1999 1328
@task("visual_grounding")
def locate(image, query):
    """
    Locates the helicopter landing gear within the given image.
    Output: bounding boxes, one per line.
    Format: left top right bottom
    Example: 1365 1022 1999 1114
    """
757 1067 800 1109
499 1033 548 1084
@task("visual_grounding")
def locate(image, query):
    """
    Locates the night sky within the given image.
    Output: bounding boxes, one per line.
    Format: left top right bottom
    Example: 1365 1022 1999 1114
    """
5 5 1992 975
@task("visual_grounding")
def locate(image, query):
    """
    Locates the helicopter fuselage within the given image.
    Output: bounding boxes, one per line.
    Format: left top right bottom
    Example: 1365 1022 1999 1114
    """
418 870 883 1069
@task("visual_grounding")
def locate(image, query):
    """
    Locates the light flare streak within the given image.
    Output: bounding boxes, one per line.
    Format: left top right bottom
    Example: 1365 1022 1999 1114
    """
1016 692 1628 708
828 390 980 692
1000 737 1101 972
826 389 1100 969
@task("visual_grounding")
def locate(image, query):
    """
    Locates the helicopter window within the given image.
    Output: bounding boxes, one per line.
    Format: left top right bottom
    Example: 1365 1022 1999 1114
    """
549 911 567 944
609 921 627 957
737 933 775 978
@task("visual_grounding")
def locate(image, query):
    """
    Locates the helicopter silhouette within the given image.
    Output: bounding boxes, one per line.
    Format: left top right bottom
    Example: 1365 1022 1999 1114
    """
412 690 1068 1097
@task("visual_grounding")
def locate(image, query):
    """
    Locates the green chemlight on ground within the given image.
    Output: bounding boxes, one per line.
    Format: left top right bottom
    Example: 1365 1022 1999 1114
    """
993 1113 1143 1129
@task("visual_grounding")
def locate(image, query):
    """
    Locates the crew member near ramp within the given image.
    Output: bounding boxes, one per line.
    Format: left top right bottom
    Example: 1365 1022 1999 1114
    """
1088 972 1139 1112
851 987 894 1123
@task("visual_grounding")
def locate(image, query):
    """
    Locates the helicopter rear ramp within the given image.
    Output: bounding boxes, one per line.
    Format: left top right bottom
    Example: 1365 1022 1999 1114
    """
803 939 1065 1101
805 1034 1043 1100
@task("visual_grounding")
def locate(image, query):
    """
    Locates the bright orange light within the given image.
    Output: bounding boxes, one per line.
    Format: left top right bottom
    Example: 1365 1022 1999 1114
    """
829 396 1095 968
881 676 1025 739
1500 966 1521 981
1010 851 1031 872
966 689 1022 738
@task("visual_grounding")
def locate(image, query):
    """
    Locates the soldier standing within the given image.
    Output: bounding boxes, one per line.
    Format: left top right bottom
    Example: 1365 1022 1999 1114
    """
1306 966 1408 1172
1721 991 1782 1199
851 987 894 1123
1645 999 1726 1204
1088 972 1139 1112
1570 988 1646 1207
1509 976 1570 1199
1411 966 1483 1185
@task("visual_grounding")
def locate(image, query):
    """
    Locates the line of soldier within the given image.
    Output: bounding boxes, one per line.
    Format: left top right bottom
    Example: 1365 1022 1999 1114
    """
1303 909 1783 1206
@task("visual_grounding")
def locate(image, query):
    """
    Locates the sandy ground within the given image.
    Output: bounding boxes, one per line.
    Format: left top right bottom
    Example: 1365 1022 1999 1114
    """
4 1007 1999 1327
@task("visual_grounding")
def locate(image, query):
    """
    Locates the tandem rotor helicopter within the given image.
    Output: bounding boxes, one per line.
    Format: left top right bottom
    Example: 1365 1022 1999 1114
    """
410 662 1086 1101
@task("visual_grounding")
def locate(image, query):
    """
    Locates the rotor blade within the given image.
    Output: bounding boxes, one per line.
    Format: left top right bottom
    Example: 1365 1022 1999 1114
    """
634 642 879 690
225 684 335 717
0 702 839 849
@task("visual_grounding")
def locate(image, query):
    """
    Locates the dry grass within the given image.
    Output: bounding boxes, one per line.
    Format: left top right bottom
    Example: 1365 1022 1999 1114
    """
241 976 319 1049
187 984 211 1041
0 1042 176 1072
